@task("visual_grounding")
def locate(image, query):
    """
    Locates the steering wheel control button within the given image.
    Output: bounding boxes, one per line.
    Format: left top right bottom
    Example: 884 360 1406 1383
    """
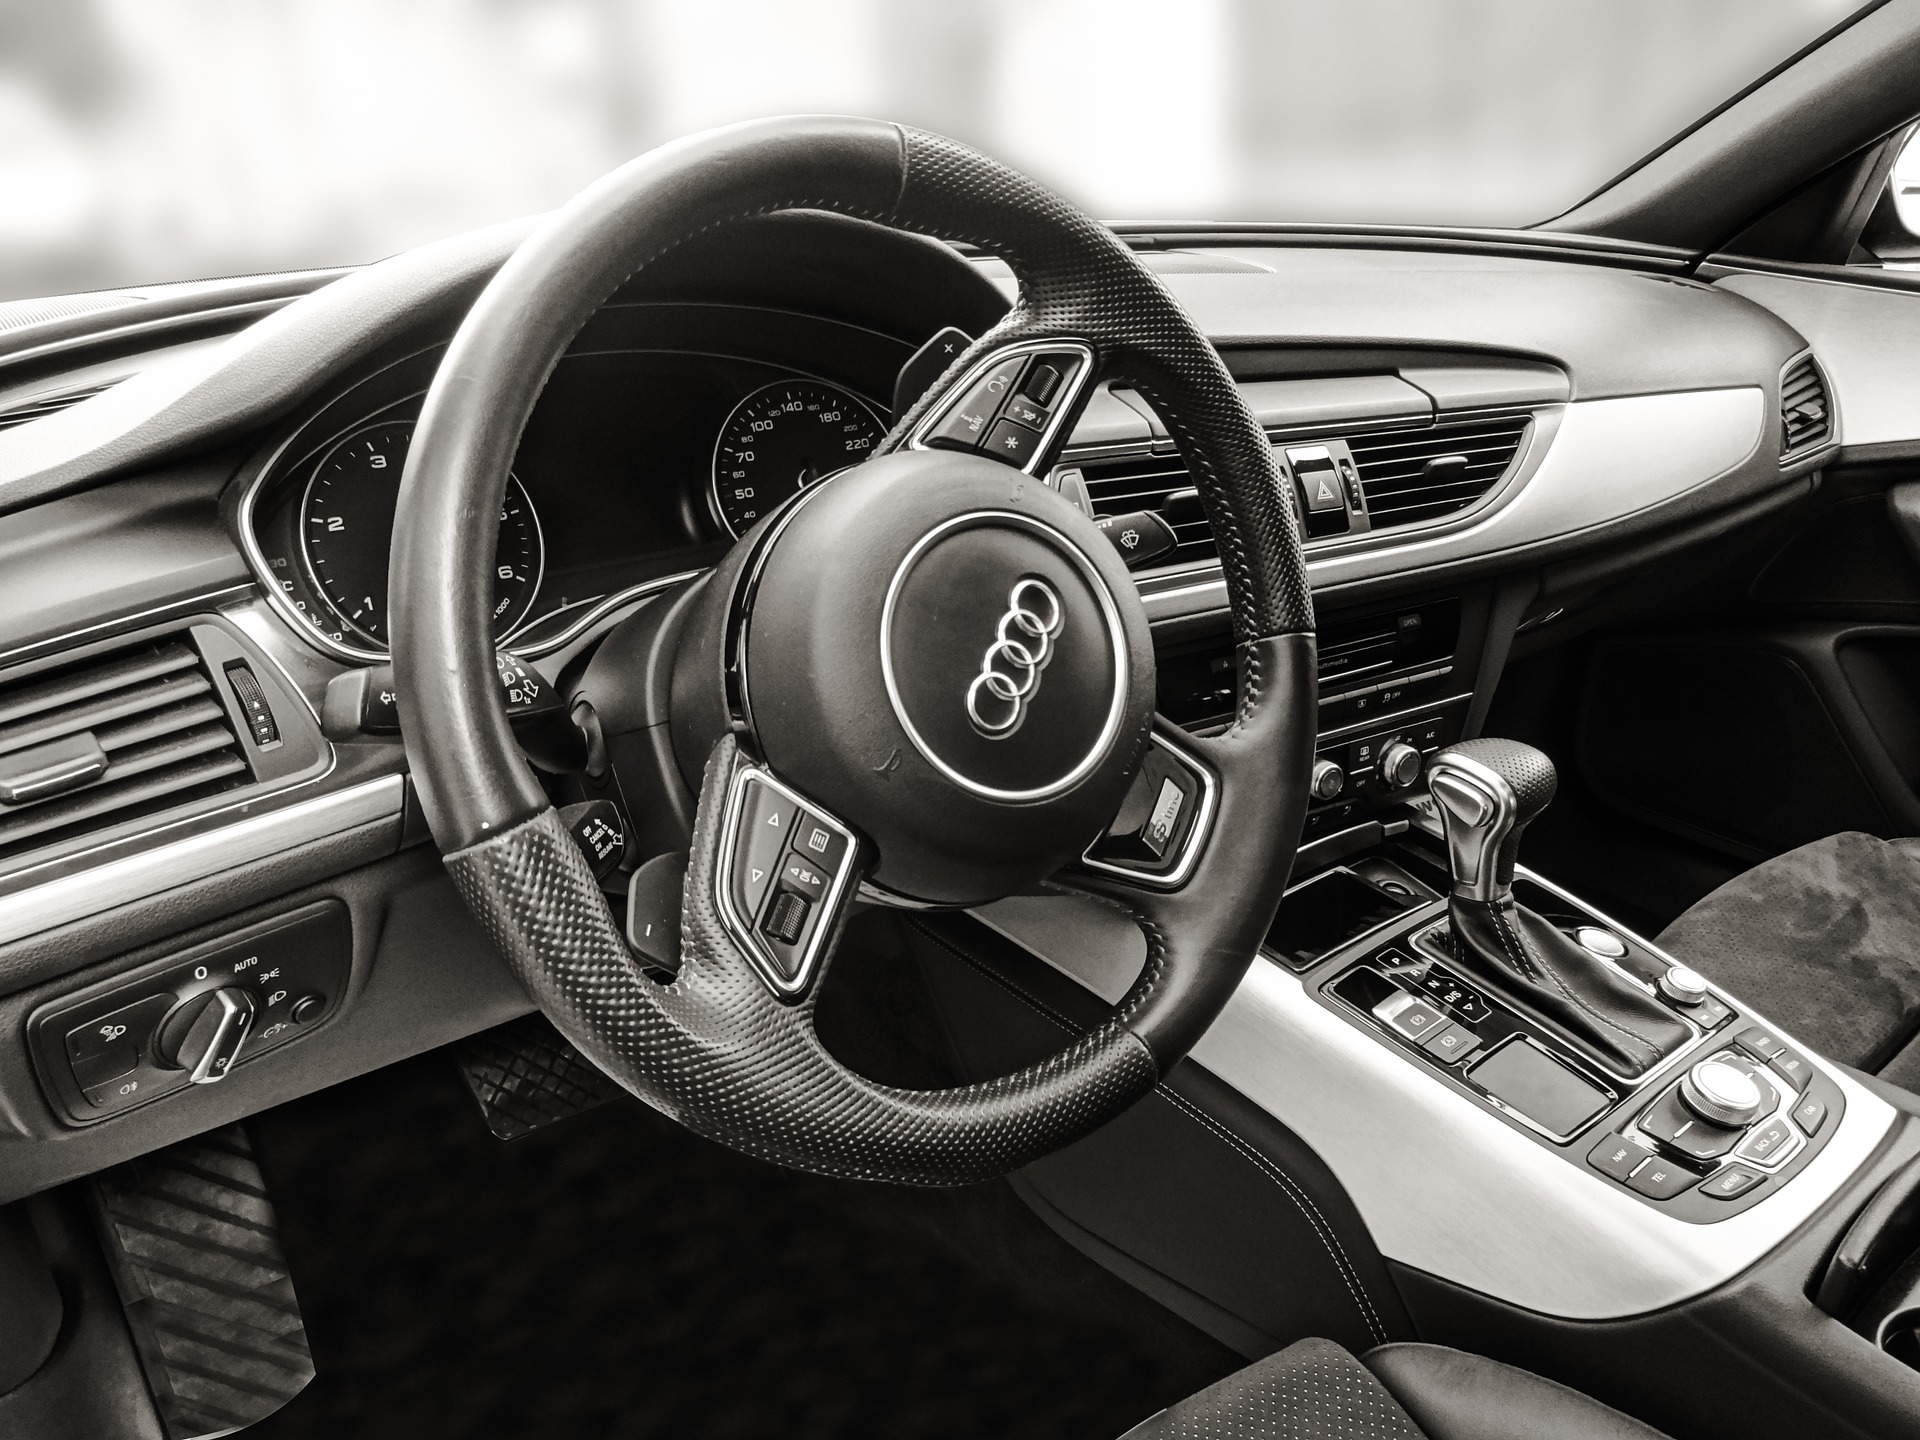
1791 1092 1829 1136
1735 1026 1788 1061
733 781 799 920
1768 1045 1813 1092
1701 1164 1767 1201
1020 361 1065 407
1574 927 1628 959
1371 990 1447 1042
1679 1058 1764 1127
1625 1156 1698 1201
789 812 848 870
925 356 1028 453
1736 1118 1797 1166
1639 1088 1741 1162
778 856 829 902
1003 395 1050 430
984 417 1042 467
763 891 809 948
1094 510 1178 569
1420 1022 1481 1066
1588 1134 1656 1183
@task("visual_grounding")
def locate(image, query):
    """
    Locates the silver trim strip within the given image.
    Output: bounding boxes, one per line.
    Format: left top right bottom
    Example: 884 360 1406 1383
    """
0 775 404 948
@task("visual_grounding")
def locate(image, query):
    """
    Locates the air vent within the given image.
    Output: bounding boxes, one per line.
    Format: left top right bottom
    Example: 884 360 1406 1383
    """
1072 410 1532 568
0 380 121 434
1780 355 1831 457
1345 413 1533 527
0 638 249 859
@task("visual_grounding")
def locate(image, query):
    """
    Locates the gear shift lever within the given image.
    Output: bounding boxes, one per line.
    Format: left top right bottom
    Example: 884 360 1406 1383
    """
1425 739 1688 1079
1426 739 1558 902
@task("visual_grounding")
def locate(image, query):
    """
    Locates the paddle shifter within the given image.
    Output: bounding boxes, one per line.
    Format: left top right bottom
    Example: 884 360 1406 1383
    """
1426 739 1688 1079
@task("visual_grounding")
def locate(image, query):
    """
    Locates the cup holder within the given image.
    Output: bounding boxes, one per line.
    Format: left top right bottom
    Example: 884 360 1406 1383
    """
1878 1307 1920 1369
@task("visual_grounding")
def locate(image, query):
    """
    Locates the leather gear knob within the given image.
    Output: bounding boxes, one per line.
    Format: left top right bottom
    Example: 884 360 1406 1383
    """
1427 738 1557 901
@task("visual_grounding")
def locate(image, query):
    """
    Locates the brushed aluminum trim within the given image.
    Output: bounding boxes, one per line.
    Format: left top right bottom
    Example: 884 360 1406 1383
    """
983 882 1898 1319
0 774 404 948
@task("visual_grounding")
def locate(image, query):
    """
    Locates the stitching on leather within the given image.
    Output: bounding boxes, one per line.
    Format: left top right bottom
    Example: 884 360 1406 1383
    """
1485 902 1660 1060
914 919 1387 1346
1155 1086 1388 1346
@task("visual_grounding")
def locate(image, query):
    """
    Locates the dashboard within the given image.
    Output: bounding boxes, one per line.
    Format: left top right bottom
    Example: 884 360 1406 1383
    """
0 203 1874 1208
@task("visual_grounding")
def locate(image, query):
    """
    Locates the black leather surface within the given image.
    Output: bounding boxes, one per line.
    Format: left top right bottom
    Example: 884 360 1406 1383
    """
1449 897 1689 1079
1363 1343 1672 1440
1121 1338 1422 1440
444 736 1160 1184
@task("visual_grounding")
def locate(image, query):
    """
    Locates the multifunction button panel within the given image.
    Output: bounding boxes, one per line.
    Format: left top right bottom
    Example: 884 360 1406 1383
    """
29 902 349 1125
716 766 859 998
1309 899 1844 1221
916 343 1091 472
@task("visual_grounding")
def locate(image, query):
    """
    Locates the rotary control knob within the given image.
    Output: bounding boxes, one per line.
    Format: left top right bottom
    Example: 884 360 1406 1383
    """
156 988 257 1085
1658 965 1710 1006
1311 758 1346 802
1379 740 1424 789
1679 1057 1763 1128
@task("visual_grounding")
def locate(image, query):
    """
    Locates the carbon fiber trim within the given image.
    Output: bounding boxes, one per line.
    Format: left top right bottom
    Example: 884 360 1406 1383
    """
455 1012 625 1140
88 1125 313 1439
446 735 1159 1185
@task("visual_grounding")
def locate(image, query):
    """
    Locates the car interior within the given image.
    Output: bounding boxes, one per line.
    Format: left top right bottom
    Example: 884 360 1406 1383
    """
15 5 1920 1439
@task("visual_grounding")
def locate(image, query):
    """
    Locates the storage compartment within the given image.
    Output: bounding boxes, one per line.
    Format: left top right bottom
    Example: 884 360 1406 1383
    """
1265 866 1428 969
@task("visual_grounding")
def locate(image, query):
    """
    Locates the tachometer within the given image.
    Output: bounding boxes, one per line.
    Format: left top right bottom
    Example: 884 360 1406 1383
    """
300 419 543 647
710 380 886 537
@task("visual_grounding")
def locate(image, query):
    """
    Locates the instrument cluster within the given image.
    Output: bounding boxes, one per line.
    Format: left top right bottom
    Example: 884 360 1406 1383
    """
239 305 909 662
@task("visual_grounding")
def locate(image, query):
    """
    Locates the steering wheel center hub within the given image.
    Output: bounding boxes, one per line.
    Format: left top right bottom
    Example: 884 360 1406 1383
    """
731 450 1154 905
880 510 1129 802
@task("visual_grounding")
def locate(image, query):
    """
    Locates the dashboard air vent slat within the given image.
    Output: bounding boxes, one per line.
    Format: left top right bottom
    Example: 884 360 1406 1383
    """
0 638 248 859
0 380 123 434
1347 415 1532 527
1780 356 1830 457
1071 410 1532 568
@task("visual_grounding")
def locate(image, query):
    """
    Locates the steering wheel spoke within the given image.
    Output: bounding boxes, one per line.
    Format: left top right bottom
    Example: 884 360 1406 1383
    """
890 336 1099 477
707 751 864 1000
1076 721 1219 890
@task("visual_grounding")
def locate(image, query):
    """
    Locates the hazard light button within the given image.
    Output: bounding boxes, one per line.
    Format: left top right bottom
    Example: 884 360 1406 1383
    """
1298 468 1347 514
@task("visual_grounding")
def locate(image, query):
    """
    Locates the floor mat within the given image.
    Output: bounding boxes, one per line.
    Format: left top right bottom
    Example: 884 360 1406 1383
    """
242 1047 1237 1440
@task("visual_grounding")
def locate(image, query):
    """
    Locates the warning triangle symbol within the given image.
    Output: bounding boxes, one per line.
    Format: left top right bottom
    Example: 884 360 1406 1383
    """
751 867 764 883
1315 477 1339 503
767 813 782 827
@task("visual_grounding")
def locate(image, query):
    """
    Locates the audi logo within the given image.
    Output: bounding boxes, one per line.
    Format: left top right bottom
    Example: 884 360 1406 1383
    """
965 577 1065 738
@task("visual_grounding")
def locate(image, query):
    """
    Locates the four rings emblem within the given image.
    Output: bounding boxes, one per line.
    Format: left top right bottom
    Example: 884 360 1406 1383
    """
965 578 1065 738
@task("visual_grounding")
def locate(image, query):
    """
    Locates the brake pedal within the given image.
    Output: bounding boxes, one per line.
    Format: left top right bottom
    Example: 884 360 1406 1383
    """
88 1124 313 1439
454 1012 624 1140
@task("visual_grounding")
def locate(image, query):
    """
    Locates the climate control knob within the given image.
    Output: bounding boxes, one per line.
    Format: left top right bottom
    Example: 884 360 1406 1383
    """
1310 759 1346 802
1679 1057 1763 1128
156 988 256 1085
1380 740 1424 789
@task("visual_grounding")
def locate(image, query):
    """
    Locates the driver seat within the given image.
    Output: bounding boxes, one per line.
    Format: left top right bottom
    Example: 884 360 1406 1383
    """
1123 1338 1669 1439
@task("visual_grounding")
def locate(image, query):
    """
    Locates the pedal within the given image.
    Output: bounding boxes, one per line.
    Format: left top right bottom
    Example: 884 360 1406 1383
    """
88 1124 313 1439
454 1012 624 1140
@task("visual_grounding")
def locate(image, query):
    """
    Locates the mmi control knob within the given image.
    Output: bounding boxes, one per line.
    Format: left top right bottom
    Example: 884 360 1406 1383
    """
1311 758 1346 802
156 988 257 1085
1380 740 1424 789
1679 1057 1763 1128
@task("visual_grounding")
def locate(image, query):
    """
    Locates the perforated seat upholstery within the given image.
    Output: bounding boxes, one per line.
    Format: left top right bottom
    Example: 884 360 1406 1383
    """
1121 1338 1671 1440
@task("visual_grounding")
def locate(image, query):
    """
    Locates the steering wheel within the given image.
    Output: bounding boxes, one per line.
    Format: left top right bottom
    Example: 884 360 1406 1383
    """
389 116 1316 1185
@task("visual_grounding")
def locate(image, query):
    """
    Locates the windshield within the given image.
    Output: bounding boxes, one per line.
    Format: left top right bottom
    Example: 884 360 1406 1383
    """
0 0 1870 301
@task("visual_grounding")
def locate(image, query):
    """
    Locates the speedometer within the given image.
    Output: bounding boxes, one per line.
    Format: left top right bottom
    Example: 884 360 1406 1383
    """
710 380 886 537
300 419 543 647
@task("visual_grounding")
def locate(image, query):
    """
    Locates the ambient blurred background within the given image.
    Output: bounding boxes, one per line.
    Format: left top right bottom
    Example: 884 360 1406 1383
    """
0 0 1865 300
